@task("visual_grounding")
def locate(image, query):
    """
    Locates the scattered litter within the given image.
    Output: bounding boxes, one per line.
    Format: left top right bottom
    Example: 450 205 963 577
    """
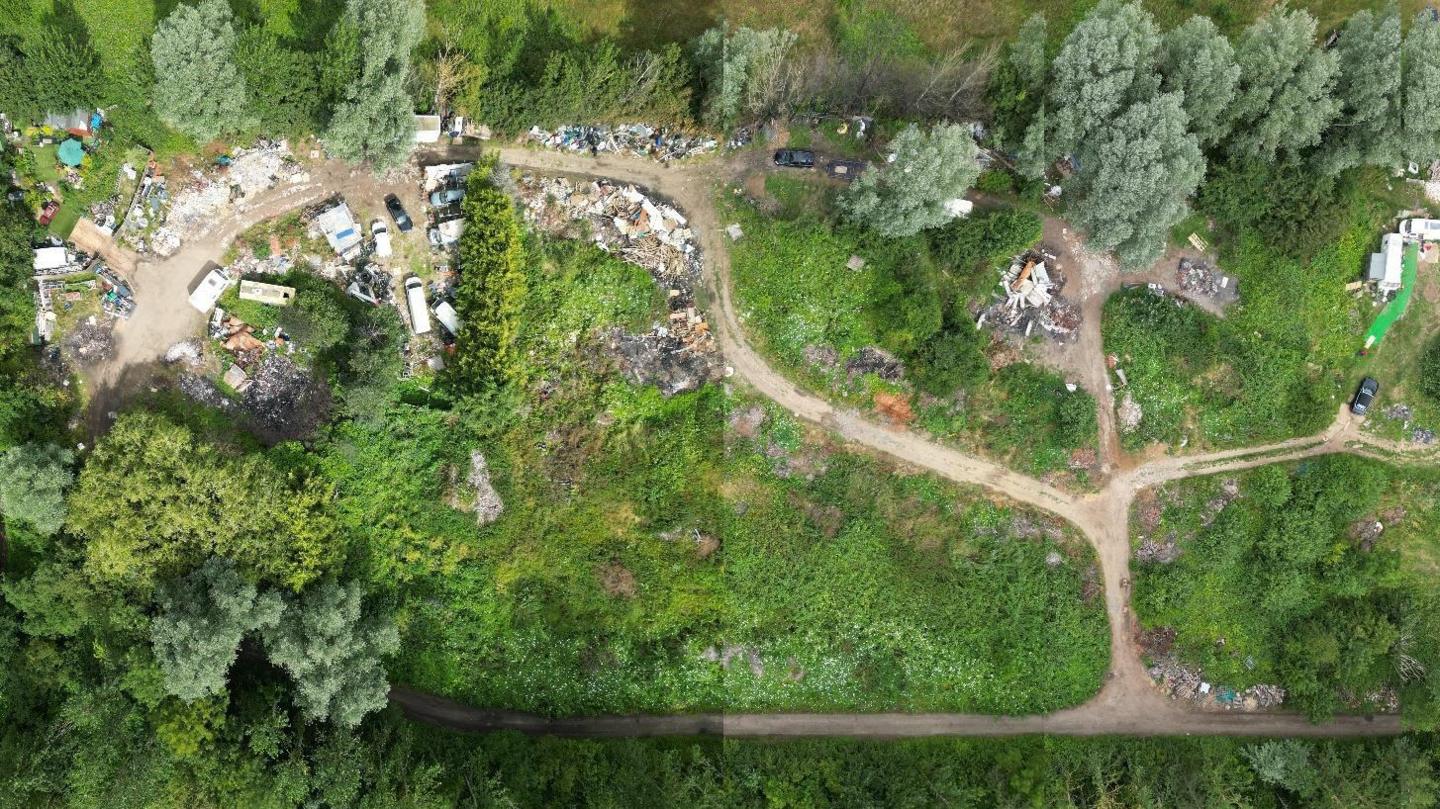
845 346 904 382
846 254 866 271
1117 393 1143 432
465 450 505 526
527 124 717 161
60 319 114 366
1134 533 1181 564
1147 653 1285 710
163 339 202 366
726 223 744 241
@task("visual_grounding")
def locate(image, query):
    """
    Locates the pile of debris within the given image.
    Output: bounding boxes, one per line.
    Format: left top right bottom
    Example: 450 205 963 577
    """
1134 533 1180 564
1176 257 1239 303
97 265 135 319
979 248 1080 341
240 354 329 443
517 173 722 394
61 317 114 366
128 142 304 255
526 124 717 161
464 451 504 526
1378 403 1435 444
1147 655 1285 711
1117 392 1143 432
210 312 271 355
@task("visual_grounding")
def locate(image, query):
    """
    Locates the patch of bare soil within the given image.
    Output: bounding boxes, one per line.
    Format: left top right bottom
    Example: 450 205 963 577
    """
728 404 767 440
598 560 636 598
694 533 720 559
788 492 845 538
873 391 915 425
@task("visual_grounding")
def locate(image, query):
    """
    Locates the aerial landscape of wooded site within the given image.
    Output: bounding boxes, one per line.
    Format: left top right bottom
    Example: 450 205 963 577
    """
8 0 1440 805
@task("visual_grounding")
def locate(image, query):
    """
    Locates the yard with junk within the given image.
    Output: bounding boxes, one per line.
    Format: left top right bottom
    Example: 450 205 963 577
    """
1130 456 1440 723
339 230 1110 715
724 189 1100 483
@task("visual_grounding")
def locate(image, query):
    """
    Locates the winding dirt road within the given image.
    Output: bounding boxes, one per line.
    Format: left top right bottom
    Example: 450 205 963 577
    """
99 144 1428 738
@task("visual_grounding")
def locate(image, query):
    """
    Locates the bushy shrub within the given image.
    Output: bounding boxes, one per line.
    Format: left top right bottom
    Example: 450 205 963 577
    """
1421 334 1440 402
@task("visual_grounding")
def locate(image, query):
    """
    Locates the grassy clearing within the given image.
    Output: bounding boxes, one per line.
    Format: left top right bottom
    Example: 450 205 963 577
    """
1103 186 1392 452
1356 253 1440 443
725 197 1098 478
319 238 1108 715
1131 456 1440 722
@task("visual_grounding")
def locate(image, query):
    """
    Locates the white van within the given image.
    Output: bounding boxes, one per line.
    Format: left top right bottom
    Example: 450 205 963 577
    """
1400 218 1440 240
405 276 431 335
371 220 392 259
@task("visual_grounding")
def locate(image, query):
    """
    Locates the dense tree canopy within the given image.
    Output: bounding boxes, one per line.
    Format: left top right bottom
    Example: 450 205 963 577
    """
150 0 252 142
1228 7 1340 161
1319 8 1402 174
1401 11 1440 165
66 413 343 590
1069 93 1204 267
451 165 526 391
262 580 398 727
150 557 283 701
692 25 798 127
0 443 73 537
1044 0 1160 159
837 123 981 237
1158 16 1240 148
323 0 425 168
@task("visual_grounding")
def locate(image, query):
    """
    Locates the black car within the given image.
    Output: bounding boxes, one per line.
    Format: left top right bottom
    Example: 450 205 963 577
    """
1351 377 1380 415
773 149 816 168
385 194 413 232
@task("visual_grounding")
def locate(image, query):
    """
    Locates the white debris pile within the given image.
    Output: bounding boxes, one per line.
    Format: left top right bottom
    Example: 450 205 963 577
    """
163 340 203 366
465 451 504 526
979 248 1080 341
1118 392 1143 432
526 124 717 161
1148 655 1285 711
515 173 722 394
162 142 303 243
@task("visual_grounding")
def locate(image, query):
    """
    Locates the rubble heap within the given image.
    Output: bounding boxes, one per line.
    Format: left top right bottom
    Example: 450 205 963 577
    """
128 142 304 256
980 248 1080 342
516 173 722 395
1176 257 1239 303
1147 654 1286 711
61 318 115 366
526 124 717 161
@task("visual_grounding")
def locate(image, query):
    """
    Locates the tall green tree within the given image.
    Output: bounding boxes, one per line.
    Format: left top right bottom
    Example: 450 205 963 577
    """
0 443 73 537
150 0 252 142
0 31 103 123
66 413 342 590
989 13 1048 171
1228 7 1340 161
837 123 981 238
1044 0 1160 159
150 557 283 701
324 0 425 168
1319 8 1402 174
452 165 526 391
1401 10 1440 165
262 580 398 727
1158 16 1240 148
1069 93 1204 267
234 26 320 135
691 25 797 127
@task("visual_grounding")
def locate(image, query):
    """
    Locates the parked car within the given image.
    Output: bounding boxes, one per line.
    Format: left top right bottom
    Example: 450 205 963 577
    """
384 194 413 232
773 149 815 168
1351 377 1380 415
1400 218 1440 239
429 186 465 207
370 220 392 259
38 199 59 226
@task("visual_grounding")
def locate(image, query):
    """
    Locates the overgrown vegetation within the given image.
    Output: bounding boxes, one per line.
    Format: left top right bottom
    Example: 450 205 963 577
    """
728 197 1095 475
1132 457 1440 724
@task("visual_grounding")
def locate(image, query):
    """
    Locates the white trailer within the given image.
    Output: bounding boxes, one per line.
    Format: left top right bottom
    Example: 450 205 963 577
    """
405 276 431 335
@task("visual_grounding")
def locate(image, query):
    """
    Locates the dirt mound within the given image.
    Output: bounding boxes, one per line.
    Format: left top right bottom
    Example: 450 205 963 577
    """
598 561 637 598
873 391 915 425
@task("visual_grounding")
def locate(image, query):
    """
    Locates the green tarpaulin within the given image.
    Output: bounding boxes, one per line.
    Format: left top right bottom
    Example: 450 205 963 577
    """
1364 242 1419 348
57 139 84 167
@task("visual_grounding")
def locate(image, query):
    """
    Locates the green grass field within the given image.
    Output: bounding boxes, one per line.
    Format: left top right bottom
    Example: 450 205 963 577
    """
319 239 1109 715
1130 457 1440 721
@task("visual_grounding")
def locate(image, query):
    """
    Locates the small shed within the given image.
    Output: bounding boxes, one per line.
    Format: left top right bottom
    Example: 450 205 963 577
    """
43 109 93 136
414 115 443 144
239 280 296 306
33 246 72 272
189 266 233 312
1368 233 1405 292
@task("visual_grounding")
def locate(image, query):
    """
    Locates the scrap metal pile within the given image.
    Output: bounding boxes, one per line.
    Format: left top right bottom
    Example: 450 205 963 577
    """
1176 257 1239 303
516 173 722 394
526 124 717 161
979 248 1080 341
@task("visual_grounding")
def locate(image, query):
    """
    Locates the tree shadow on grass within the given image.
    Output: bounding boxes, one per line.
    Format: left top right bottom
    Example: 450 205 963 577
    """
615 0 717 52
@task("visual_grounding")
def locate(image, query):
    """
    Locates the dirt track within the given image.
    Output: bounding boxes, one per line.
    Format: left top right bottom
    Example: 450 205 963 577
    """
90 143 1430 738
